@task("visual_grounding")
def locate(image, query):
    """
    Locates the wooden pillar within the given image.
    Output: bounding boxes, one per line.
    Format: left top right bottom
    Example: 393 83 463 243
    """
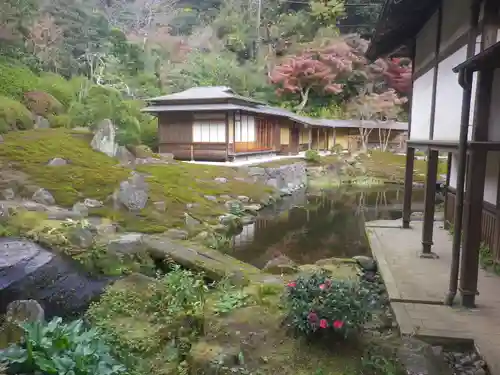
421 149 439 258
308 127 312 150
402 147 415 229
460 70 494 307
443 152 452 230
317 128 320 151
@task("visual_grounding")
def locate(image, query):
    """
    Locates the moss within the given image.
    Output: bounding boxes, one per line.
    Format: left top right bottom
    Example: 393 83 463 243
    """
0 128 129 205
0 63 39 100
0 128 275 234
0 96 33 133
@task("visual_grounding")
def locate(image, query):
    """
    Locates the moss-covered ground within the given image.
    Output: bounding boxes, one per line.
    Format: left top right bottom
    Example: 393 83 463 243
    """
87 261 381 375
257 151 448 184
0 128 274 233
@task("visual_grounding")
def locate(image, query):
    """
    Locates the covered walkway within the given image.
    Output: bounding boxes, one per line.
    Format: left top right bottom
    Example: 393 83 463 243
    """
366 219 500 375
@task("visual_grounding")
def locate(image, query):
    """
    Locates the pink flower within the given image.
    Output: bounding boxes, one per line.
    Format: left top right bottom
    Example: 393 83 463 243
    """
287 282 296 288
324 279 332 288
333 320 344 329
319 319 328 329
307 311 318 323
319 284 326 290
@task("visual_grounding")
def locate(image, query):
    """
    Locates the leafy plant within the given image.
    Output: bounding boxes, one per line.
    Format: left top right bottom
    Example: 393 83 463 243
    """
305 149 321 163
0 317 126 375
284 272 375 339
214 289 250 314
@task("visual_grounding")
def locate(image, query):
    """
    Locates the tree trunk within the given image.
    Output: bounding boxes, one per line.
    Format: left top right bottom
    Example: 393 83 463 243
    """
295 86 311 111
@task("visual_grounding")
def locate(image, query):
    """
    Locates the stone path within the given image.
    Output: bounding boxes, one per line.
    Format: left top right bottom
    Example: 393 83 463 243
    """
366 219 500 375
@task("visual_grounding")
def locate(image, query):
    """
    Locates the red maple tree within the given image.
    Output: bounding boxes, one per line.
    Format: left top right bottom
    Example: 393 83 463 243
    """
380 58 412 94
269 40 361 110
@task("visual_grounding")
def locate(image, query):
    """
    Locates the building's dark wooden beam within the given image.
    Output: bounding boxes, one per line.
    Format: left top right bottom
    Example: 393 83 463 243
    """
402 147 415 229
421 149 439 258
453 41 500 73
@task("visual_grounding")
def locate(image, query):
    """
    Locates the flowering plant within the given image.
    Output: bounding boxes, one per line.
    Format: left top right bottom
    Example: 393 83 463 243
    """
284 272 375 339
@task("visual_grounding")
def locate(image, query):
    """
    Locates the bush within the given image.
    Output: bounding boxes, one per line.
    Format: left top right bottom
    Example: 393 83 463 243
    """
305 149 321 163
37 72 77 108
48 113 72 128
23 91 63 116
0 317 126 375
284 272 375 339
0 96 33 133
0 63 39 100
330 144 343 154
140 118 159 152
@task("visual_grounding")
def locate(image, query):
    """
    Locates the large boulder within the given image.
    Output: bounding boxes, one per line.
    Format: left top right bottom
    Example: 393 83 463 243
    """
32 188 55 205
90 119 118 157
0 238 111 319
117 174 149 211
263 255 298 275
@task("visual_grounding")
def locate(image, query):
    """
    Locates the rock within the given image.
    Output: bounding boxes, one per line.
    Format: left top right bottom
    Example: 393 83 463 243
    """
115 145 135 165
194 231 210 242
165 229 188 240
68 227 94 248
72 202 89 217
397 337 449 375
263 255 298 275
0 238 110 319
5 300 45 324
204 195 217 202
118 180 149 211
0 203 9 222
185 213 202 229
186 203 199 210
353 255 377 272
219 214 242 230
1 188 15 200
90 119 118 157
107 233 145 255
237 195 250 203
84 198 103 208
248 167 266 177
214 177 228 184
34 115 50 129
153 201 166 212
32 188 55 205
47 157 67 166
1 300 45 349
220 195 232 200
189 341 241 375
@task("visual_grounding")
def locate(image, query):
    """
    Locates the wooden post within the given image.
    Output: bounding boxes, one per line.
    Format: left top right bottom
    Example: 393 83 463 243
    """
402 147 415 229
190 144 194 161
443 152 452 229
421 149 439 258
460 69 494 308
308 127 312 150
317 128 320 151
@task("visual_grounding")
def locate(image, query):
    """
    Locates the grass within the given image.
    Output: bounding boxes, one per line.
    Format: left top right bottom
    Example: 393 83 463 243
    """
0 128 274 233
257 150 448 184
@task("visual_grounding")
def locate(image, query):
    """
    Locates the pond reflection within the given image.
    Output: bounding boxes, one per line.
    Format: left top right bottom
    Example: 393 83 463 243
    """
231 187 426 269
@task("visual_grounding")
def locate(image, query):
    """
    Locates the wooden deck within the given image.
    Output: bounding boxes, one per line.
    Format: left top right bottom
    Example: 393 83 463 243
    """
366 219 500 375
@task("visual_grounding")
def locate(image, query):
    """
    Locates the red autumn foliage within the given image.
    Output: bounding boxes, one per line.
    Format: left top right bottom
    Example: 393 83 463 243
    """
269 40 361 110
23 91 63 117
380 58 412 94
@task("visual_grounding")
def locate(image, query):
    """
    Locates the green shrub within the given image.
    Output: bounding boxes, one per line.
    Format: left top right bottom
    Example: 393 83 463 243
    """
305 149 321 163
140 119 159 152
284 272 375 339
0 96 33 133
0 317 127 375
330 144 343 154
23 91 63 116
37 72 77 108
48 113 72 128
0 63 39 100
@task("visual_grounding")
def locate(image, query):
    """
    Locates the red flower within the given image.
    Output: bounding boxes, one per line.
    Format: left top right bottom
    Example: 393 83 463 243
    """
307 311 318 323
333 320 344 329
319 319 328 329
287 282 296 287
319 284 326 290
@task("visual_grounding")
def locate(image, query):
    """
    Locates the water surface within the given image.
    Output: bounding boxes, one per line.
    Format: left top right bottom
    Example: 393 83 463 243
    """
231 187 426 269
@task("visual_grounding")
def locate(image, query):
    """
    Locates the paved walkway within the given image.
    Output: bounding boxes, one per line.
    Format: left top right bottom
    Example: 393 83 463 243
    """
366 219 500 375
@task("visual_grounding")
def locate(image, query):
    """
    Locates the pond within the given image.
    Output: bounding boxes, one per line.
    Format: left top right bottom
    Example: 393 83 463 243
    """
230 187 427 269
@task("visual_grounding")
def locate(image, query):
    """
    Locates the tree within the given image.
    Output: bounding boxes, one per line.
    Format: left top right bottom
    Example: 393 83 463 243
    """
381 58 412 94
27 14 63 72
270 40 359 111
347 88 407 151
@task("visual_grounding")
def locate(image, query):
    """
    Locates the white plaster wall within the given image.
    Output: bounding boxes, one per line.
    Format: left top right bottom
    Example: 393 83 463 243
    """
447 152 498 206
483 152 500 205
410 69 434 140
487 69 500 141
